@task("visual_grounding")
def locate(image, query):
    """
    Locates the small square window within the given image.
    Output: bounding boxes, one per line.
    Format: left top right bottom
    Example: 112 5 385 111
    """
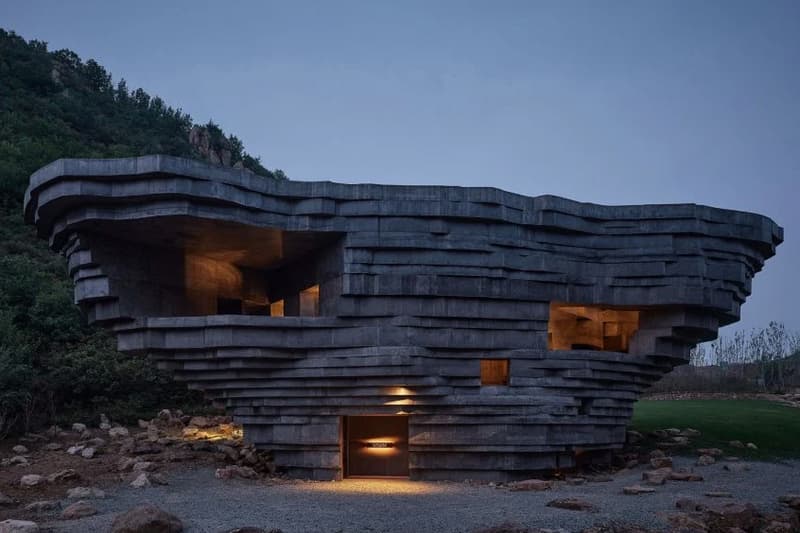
480 359 509 386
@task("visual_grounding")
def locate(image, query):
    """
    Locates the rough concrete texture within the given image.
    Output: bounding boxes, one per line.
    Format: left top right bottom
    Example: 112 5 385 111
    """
24 155 782 480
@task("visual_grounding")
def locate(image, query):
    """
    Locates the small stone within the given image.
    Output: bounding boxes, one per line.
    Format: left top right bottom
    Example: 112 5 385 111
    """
66 445 84 455
71 423 87 433
110 503 183 533
130 473 151 488
118 457 137 472
650 456 673 469
215 465 258 480
642 468 670 485
545 498 598 512
80 447 96 459
0 492 15 506
12 445 28 454
746 442 758 450
137 419 150 429
723 462 751 472
132 461 156 472
697 447 723 456
696 454 716 466
623 485 656 495
508 479 552 492
565 477 585 486
157 409 172 420
20 474 44 487
66 487 105 499
109 427 130 439
43 443 62 451
729 440 745 448
706 491 733 498
61 500 97 520
9 456 29 466
668 470 703 482
0 520 40 533
24 500 60 512
681 428 701 437
47 469 79 483
664 428 682 436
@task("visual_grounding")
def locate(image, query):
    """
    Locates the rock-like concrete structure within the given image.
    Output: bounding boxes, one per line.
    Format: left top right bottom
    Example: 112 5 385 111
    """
25 155 782 480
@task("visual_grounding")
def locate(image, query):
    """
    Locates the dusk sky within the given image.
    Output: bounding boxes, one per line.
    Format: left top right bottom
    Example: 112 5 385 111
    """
5 1 798 338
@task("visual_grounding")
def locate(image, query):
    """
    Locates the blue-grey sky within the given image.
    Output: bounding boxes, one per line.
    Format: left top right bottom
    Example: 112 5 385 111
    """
5 1 798 337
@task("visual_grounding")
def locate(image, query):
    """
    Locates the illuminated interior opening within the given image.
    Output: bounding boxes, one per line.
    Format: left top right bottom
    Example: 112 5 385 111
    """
299 285 320 317
548 302 640 352
343 415 409 478
480 359 509 385
269 300 285 317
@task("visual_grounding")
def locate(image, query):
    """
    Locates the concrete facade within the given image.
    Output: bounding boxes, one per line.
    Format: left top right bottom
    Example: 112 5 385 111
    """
25 155 782 480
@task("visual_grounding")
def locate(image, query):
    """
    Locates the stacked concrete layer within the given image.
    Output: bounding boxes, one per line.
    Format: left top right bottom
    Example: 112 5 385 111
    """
25 155 782 480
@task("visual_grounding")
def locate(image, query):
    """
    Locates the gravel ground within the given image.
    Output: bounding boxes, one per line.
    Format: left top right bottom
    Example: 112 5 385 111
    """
41 457 798 533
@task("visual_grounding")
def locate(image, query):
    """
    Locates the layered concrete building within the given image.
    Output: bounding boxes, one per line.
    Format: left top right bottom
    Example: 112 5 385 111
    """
25 155 782 480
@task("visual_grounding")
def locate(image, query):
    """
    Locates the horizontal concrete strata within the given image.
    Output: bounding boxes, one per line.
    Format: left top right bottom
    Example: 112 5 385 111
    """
25 155 782 480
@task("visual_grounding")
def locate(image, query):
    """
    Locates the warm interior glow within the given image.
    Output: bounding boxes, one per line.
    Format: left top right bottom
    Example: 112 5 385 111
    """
270 299 285 317
299 284 320 317
480 359 509 386
548 302 640 353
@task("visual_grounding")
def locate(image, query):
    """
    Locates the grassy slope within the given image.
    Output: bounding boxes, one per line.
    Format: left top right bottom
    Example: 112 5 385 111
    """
632 399 800 459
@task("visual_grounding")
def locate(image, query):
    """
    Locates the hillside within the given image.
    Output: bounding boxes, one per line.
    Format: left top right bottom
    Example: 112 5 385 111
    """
0 28 284 436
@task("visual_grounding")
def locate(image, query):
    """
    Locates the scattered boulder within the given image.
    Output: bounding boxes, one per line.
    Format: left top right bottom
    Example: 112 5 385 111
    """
47 469 79 483
19 474 44 488
623 485 656 495
650 456 672 469
61 500 98 520
508 479 552 492
80 447 97 459
642 469 670 485
110 504 183 533
11 445 28 454
723 462 751 473
0 492 15 506
215 465 258 480
696 448 723 457
9 456 29 466
696 455 715 466
24 501 60 512
545 498 598 512
71 423 87 433
66 486 105 499
0 520 40 533
109 427 130 439
668 470 703 482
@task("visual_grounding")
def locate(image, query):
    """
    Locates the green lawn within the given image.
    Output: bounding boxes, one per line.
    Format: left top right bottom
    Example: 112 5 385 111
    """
631 399 800 459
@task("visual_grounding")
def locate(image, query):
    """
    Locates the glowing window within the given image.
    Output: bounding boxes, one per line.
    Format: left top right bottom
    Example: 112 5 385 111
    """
480 359 509 386
299 284 320 317
269 299 285 317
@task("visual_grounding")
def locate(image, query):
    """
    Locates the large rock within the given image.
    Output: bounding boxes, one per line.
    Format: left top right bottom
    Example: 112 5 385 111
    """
0 520 39 533
61 500 98 519
109 427 130 439
71 423 87 433
11 445 28 454
110 504 183 533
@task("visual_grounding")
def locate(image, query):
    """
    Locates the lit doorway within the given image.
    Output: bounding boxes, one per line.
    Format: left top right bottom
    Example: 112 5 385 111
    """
343 415 409 478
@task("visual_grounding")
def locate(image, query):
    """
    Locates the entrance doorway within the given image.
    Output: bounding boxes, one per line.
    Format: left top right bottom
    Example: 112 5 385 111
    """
343 415 409 477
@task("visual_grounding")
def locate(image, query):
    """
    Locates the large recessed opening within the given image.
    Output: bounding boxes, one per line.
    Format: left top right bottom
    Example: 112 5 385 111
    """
343 415 409 478
548 302 640 352
82 216 344 319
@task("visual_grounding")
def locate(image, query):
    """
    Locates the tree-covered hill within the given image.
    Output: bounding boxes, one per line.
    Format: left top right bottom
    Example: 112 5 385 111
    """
0 28 283 436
